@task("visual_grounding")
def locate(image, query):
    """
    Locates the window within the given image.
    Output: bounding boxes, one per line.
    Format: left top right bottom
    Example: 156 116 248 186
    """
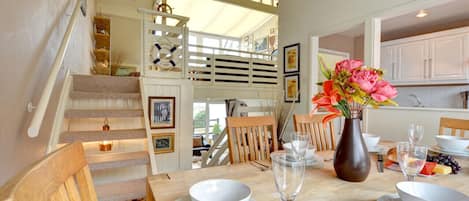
193 102 227 145
188 32 241 54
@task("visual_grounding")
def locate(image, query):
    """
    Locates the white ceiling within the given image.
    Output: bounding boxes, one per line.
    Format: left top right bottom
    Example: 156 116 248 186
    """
337 0 469 38
163 0 275 38
97 0 275 38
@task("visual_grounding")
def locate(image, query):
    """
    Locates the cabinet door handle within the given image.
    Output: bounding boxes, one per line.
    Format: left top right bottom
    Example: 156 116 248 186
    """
424 59 427 79
391 63 395 80
428 58 432 79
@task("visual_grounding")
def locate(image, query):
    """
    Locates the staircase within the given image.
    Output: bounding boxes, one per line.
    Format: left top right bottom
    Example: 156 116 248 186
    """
57 74 151 201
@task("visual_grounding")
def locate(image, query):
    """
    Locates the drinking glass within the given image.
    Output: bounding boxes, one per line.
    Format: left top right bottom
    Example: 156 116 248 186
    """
271 152 305 201
396 142 427 181
289 133 311 160
408 124 424 145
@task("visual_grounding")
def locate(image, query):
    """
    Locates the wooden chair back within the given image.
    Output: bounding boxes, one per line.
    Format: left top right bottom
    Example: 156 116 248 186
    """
439 117 469 137
0 142 98 201
226 116 278 163
293 114 336 151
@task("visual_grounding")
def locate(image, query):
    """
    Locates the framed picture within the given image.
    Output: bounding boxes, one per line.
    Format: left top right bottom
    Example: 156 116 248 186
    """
149 96 175 129
152 133 175 154
255 37 268 52
284 74 300 103
283 43 300 73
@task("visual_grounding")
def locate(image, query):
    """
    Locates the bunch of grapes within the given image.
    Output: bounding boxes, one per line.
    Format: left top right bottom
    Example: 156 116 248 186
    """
427 154 462 174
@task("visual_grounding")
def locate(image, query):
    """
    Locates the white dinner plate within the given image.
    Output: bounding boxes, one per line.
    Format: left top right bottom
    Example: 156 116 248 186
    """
305 155 324 168
429 145 469 158
377 194 401 201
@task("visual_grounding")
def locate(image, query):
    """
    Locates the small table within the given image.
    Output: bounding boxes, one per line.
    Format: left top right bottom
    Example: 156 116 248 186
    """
147 146 469 201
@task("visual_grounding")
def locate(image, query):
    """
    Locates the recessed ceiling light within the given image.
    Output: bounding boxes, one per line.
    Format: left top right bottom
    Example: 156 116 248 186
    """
416 10 428 18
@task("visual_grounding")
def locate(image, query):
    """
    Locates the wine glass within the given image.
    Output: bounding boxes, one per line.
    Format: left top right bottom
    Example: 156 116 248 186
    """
284 133 311 160
271 152 305 201
408 124 424 145
396 142 427 181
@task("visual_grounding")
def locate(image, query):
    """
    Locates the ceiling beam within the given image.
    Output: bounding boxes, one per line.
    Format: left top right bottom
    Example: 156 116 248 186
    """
214 0 278 15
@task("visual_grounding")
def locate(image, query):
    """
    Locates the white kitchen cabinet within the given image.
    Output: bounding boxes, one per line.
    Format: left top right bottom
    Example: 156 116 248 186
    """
381 27 469 85
395 40 428 81
380 45 396 81
429 34 468 80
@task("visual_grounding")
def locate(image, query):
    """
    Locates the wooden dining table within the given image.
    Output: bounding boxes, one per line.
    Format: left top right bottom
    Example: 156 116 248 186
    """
147 142 469 201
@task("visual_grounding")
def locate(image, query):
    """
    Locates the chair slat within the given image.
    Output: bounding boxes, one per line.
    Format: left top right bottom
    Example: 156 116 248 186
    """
64 177 82 201
75 165 98 201
251 127 260 160
293 114 336 152
257 126 265 160
235 127 245 163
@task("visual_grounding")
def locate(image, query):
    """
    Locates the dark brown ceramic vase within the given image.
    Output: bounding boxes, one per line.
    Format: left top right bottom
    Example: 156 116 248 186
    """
333 118 370 182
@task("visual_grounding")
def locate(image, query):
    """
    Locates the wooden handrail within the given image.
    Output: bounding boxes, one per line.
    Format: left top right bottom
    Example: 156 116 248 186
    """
27 0 84 138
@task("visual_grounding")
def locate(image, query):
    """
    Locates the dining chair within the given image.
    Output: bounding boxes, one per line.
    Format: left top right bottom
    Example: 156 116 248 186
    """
293 114 336 151
226 116 278 164
0 142 98 201
439 117 469 137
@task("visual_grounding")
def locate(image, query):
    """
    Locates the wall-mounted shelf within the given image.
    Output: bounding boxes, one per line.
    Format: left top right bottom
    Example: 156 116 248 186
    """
93 16 111 75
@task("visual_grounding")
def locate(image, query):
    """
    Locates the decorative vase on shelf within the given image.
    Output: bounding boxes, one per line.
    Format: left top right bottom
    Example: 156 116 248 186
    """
333 116 370 182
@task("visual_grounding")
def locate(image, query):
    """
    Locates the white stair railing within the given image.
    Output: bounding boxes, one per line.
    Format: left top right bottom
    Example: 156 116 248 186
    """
201 128 230 168
27 0 84 138
187 44 279 88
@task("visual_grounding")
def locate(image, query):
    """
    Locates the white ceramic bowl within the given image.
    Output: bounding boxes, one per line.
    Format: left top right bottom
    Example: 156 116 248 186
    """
363 133 380 149
435 135 469 152
189 179 251 201
396 181 468 201
282 142 316 159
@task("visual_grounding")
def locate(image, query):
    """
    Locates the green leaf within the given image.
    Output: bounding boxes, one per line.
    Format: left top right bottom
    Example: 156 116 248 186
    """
352 95 365 105
381 99 398 106
316 82 323 86
318 56 332 80
337 100 351 118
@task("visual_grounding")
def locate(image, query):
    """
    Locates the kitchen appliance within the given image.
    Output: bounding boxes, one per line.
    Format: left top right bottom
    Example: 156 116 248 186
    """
462 91 469 109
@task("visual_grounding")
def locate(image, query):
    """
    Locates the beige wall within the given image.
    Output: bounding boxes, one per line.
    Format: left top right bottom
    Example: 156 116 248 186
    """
109 15 141 66
382 18 469 41
319 34 356 58
354 36 364 60
241 16 278 52
0 0 95 184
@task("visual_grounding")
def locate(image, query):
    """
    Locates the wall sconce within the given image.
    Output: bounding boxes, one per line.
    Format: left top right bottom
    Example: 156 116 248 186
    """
99 118 112 151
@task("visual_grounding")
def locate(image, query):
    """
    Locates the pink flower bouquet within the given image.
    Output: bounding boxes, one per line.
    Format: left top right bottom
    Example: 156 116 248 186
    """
313 59 398 123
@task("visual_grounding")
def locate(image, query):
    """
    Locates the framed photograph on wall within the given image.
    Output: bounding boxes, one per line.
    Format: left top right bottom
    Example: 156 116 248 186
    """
149 96 175 129
255 37 268 52
283 43 300 73
152 133 175 154
284 74 300 103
